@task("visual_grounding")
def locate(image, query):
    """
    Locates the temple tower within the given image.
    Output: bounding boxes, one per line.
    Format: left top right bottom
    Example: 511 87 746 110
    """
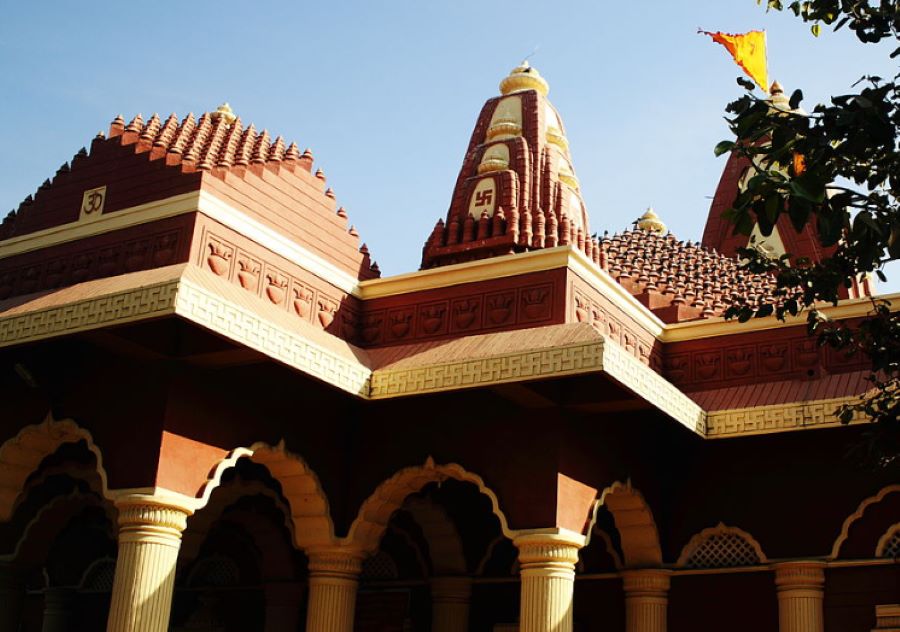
422 62 598 268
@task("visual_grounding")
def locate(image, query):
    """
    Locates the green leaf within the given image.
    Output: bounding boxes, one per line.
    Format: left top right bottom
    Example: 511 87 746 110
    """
789 89 804 109
714 140 735 157
790 174 827 203
811 23 821 37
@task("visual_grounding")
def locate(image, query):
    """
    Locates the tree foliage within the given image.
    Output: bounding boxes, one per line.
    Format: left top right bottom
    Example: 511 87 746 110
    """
719 0 899 466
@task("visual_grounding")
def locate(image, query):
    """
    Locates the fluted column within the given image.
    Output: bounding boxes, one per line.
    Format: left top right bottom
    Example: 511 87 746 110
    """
42 587 76 632
106 493 194 632
0 563 24 632
514 531 585 632
774 561 825 632
263 581 305 632
305 547 363 632
622 569 671 632
431 576 472 632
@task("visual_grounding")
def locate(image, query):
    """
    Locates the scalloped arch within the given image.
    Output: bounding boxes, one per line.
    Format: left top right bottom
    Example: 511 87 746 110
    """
676 522 767 568
830 484 900 559
194 441 335 550
5 489 116 565
0 414 112 522
183 479 294 561
344 458 513 554
586 481 662 567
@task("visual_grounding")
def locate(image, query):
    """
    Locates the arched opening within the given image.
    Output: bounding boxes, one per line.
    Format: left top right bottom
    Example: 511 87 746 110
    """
1 440 116 632
173 457 308 632
349 462 516 632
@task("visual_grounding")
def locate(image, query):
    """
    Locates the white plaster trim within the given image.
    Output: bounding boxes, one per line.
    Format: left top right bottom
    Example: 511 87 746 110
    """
0 191 203 258
195 190 361 295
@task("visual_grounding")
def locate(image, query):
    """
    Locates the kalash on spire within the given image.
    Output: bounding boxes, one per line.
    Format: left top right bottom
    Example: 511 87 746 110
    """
421 61 596 268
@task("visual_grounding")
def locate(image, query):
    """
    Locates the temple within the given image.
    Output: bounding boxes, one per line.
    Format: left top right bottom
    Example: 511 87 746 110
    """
0 64 897 632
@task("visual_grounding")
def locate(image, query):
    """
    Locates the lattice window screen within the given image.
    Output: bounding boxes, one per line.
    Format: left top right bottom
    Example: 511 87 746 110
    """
881 532 900 558
684 532 761 569
188 556 240 588
81 559 116 591
361 551 399 580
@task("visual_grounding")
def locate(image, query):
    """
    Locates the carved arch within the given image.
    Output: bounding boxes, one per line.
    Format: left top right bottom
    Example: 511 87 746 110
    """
195 441 335 550
0 414 112 521
5 490 116 566
587 481 662 567
345 458 513 554
830 484 900 559
676 523 766 568
183 479 295 562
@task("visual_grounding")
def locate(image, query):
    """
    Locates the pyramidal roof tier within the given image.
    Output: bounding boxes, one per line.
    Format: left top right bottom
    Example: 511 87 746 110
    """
422 62 595 268
1 104 378 281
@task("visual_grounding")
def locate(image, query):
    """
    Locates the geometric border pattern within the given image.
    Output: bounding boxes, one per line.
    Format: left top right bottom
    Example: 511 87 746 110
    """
706 396 866 438
875 522 900 558
0 263 873 439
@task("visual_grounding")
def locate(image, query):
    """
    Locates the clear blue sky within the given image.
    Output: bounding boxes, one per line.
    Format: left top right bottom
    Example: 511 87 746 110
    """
2 1 896 290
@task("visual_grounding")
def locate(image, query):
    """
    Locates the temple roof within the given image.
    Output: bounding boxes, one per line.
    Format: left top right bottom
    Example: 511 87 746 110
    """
600 222 776 322
422 62 595 268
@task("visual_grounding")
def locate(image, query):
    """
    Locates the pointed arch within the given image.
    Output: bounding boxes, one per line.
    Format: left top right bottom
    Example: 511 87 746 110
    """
195 441 335 550
830 484 900 559
676 523 766 568
0 414 111 521
587 481 662 567
345 458 513 554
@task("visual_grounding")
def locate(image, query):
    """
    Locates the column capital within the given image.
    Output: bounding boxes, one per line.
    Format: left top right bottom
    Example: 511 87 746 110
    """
306 546 365 579
514 530 585 568
621 568 672 596
430 576 473 603
773 561 826 590
114 493 194 532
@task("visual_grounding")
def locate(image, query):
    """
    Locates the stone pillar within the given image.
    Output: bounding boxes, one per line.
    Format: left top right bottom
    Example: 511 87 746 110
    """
622 569 671 632
106 493 194 632
514 531 584 632
41 587 76 632
305 548 363 632
431 576 472 632
0 563 25 632
774 561 825 632
263 581 305 632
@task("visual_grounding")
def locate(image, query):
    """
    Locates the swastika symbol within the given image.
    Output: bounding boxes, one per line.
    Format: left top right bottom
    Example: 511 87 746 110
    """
474 189 493 207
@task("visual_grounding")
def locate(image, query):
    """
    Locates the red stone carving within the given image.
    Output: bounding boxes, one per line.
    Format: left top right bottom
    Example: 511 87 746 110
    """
362 312 384 343
486 291 515 326
317 297 338 328
520 286 551 321
388 308 414 339
725 347 754 378
418 302 448 336
237 258 261 292
206 241 232 276
451 298 481 332
292 284 314 319
265 272 288 305
760 343 789 374
694 351 723 381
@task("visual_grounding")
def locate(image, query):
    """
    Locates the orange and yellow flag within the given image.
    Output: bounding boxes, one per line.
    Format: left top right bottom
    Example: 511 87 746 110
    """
700 29 769 92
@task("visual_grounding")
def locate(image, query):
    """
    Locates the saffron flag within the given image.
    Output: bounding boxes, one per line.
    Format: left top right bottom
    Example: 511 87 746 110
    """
700 29 769 92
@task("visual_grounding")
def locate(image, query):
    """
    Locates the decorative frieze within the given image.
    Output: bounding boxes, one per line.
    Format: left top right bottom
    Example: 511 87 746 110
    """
707 397 864 437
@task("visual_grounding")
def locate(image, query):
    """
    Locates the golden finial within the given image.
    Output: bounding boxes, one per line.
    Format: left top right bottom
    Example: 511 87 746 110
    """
210 102 237 125
637 207 666 234
499 60 550 97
